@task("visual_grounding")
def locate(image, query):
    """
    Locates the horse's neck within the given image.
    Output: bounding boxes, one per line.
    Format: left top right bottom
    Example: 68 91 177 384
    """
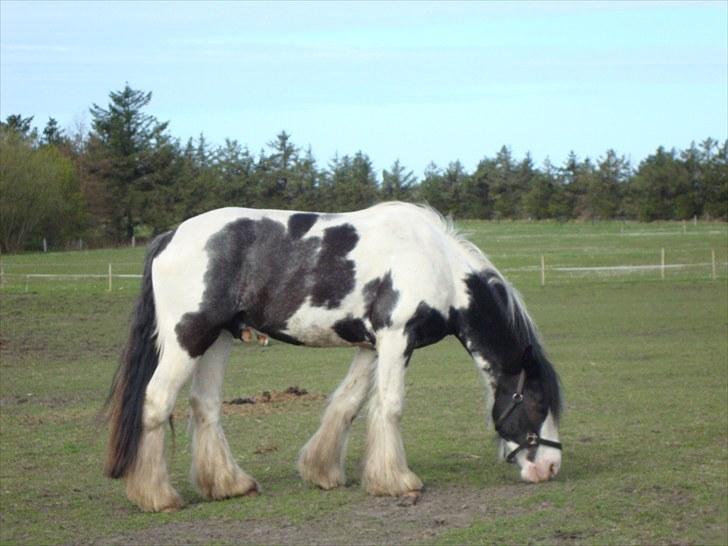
453 269 523 376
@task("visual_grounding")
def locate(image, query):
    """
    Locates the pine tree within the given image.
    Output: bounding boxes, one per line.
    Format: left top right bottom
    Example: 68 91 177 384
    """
41 117 65 147
1 114 36 142
468 157 496 219
87 84 173 239
381 159 416 201
589 150 630 219
490 146 519 219
627 147 690 220
700 138 728 219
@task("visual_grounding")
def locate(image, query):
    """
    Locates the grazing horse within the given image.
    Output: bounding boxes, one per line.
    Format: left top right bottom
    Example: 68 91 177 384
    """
105 202 562 512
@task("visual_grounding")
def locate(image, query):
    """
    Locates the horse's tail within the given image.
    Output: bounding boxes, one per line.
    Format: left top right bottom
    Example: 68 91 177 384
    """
104 230 175 479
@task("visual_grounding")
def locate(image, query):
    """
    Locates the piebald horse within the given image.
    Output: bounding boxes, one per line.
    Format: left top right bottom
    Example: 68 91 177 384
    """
105 202 562 511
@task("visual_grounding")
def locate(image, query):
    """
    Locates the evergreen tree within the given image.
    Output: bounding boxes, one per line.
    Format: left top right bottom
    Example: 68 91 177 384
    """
627 147 690 220
347 151 378 210
214 138 255 206
700 138 728 219
467 157 496 219
418 162 449 214
381 159 416 201
255 131 298 209
1 114 36 142
41 117 65 147
87 84 173 239
288 146 321 211
323 152 378 211
560 153 596 219
490 146 519 219
523 172 555 220
589 150 630 219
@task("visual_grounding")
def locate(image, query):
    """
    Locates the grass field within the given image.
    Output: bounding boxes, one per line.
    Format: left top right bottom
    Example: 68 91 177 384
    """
1 221 726 545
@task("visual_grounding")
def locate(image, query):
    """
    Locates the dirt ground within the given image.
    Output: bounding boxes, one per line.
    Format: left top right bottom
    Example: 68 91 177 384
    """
97 484 526 545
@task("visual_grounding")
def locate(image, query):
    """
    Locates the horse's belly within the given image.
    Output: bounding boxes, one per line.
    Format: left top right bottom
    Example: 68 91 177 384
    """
282 312 373 349
285 325 352 347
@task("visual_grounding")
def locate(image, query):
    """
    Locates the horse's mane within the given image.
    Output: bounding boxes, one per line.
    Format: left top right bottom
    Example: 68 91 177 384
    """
373 201 563 419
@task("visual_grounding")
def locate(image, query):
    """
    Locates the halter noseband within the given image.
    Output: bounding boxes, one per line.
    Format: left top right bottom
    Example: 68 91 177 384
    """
495 369 563 463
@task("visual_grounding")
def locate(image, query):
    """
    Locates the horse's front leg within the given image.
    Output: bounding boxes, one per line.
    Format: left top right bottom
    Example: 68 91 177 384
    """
362 332 423 497
298 347 377 489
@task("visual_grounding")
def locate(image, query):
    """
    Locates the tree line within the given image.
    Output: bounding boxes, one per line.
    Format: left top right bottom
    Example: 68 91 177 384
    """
1 84 726 252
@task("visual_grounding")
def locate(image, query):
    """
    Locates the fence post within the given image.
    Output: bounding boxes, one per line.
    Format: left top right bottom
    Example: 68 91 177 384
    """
42 238 48 253
108 264 112 292
540 255 546 287
661 248 665 280
131 235 136 248
712 249 717 280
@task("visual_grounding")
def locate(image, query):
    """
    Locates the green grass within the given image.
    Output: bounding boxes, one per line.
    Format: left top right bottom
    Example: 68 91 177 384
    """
0 221 726 545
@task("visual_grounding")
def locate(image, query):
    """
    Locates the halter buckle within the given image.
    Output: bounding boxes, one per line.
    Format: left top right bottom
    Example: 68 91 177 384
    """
512 392 523 402
526 432 539 446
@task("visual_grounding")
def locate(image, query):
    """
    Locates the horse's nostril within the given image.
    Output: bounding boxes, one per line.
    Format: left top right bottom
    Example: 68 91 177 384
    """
549 463 556 477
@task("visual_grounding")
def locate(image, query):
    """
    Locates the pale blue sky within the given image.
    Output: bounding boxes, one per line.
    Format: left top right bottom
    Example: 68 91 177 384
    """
1 1 726 175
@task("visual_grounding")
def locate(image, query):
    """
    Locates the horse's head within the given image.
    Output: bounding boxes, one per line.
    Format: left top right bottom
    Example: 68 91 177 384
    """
492 345 562 483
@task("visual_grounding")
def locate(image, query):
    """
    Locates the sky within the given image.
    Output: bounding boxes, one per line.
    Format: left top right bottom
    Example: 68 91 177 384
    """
1 0 726 176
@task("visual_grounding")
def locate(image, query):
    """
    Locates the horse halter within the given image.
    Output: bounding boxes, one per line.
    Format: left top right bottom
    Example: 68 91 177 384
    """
494 369 563 464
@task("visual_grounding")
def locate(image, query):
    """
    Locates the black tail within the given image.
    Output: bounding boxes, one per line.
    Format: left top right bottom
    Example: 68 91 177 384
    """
104 231 175 479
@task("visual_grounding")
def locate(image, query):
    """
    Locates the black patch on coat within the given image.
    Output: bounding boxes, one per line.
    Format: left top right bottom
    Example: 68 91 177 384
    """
310 224 359 309
404 302 456 355
333 316 375 345
225 311 305 346
175 217 359 357
456 271 524 372
363 271 399 330
455 270 562 422
287 213 318 240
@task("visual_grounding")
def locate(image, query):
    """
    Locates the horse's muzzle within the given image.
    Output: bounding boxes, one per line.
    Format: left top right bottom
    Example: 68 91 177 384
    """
520 451 561 483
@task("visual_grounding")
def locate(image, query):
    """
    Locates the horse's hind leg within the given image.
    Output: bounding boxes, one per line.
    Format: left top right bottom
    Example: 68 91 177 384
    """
298 347 377 489
189 331 259 499
362 332 422 497
124 341 196 512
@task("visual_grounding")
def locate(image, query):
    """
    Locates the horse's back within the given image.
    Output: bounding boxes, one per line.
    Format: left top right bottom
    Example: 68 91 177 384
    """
151 203 468 349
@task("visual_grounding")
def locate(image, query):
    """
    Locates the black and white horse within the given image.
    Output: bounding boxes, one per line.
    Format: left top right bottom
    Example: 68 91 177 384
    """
105 202 562 512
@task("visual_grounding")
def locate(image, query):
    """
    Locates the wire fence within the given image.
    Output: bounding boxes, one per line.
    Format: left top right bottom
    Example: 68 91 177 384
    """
1 252 725 294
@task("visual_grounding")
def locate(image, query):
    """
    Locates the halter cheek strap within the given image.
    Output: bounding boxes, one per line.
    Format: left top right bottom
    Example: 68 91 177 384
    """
495 369 563 464
494 369 527 430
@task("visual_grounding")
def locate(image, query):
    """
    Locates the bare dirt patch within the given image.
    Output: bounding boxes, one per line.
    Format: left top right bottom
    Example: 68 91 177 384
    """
172 387 325 421
97 484 530 546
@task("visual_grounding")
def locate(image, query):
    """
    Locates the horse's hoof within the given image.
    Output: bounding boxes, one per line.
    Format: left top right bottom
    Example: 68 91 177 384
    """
244 481 261 497
397 490 421 506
